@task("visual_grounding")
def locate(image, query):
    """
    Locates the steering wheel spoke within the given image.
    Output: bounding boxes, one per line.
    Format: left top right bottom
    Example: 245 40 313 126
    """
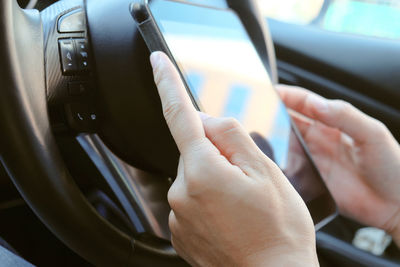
77 133 172 240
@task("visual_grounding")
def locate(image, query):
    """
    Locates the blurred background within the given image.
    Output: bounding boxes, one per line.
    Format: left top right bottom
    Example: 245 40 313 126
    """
18 0 400 39
258 0 400 39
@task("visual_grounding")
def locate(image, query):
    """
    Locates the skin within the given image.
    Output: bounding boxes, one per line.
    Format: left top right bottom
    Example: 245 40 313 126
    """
150 51 318 267
277 85 400 246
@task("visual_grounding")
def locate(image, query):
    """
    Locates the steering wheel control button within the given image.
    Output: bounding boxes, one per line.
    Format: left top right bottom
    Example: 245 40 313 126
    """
68 81 91 96
65 103 98 133
59 39 78 75
59 38 91 75
58 9 85 33
75 39 90 71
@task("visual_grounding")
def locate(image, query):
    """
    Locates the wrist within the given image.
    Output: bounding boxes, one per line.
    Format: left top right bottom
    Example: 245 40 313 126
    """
245 244 319 267
265 251 319 267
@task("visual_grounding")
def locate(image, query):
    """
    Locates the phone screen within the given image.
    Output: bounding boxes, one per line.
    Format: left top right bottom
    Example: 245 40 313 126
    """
149 0 336 226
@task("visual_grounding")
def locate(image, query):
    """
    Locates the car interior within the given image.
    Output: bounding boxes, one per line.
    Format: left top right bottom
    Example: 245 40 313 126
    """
0 0 399 266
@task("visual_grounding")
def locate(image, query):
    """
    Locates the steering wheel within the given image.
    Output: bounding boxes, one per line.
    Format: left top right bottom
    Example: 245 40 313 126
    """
3 0 400 266
0 0 277 265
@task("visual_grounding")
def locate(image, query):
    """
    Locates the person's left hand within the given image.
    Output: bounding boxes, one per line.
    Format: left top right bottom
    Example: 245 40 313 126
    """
277 84 400 245
150 51 318 267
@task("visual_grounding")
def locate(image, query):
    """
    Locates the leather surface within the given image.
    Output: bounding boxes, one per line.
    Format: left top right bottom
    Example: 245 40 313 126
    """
87 0 181 177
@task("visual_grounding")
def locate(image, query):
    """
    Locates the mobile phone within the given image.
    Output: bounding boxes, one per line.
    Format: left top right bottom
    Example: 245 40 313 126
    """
131 0 337 228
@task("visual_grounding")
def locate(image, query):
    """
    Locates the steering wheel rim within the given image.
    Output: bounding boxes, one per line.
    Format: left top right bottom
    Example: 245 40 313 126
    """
0 0 187 266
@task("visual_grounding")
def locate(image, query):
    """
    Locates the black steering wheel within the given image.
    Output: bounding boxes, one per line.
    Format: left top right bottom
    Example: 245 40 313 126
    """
0 0 277 265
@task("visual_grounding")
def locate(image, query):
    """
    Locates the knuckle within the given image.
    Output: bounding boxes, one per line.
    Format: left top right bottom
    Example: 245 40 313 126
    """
221 117 241 131
167 184 185 211
330 100 355 125
205 117 245 142
372 119 389 137
333 99 353 114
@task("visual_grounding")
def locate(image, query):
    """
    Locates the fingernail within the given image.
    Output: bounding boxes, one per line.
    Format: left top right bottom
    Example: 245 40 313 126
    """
309 94 328 113
150 52 162 69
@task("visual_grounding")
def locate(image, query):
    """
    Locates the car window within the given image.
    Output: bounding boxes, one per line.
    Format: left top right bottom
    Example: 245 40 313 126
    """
258 0 400 40
258 0 324 24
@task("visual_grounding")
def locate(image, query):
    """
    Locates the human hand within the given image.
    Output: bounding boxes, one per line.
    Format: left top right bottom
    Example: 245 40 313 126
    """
150 51 318 267
277 85 400 246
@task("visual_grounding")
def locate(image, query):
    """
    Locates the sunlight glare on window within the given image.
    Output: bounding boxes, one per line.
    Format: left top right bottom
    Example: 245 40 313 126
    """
257 0 324 24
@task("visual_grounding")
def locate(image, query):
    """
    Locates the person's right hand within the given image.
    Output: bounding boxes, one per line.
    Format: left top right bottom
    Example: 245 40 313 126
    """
277 85 400 246
150 53 318 267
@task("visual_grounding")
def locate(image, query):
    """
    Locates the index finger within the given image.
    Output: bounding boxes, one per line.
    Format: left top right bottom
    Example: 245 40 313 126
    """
150 52 206 156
